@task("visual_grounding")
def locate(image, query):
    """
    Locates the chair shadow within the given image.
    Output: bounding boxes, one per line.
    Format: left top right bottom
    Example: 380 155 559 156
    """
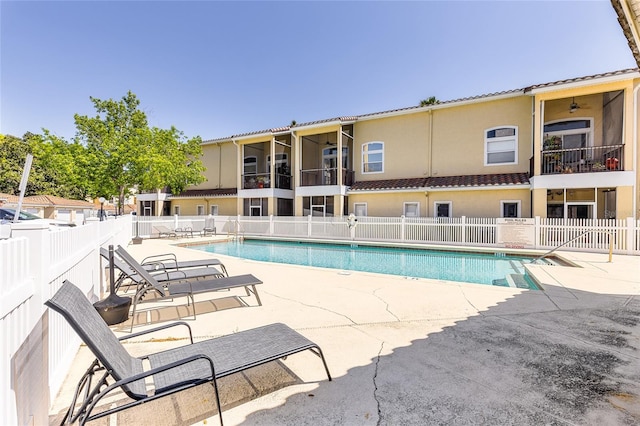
48 360 303 426
110 295 250 332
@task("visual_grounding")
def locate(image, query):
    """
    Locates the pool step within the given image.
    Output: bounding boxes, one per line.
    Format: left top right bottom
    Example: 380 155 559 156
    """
506 273 531 289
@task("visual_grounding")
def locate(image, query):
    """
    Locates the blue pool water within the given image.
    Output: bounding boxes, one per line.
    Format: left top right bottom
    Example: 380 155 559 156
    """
192 239 541 289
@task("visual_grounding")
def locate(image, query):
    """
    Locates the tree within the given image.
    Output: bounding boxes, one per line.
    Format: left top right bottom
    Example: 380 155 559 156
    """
74 91 205 214
0 134 31 194
419 96 440 107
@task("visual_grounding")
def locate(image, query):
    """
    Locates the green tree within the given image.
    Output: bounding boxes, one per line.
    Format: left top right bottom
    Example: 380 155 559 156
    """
74 91 205 213
0 134 31 194
27 131 92 199
419 96 440 107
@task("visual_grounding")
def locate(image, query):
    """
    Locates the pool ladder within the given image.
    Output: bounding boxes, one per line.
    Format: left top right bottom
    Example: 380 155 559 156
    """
226 219 245 241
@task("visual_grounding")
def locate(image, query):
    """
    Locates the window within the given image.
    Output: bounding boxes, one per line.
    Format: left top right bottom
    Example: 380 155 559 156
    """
197 205 205 216
403 202 420 217
173 205 180 215
354 203 368 217
485 127 517 165
244 156 257 175
210 205 218 216
303 196 334 217
243 198 267 216
500 201 520 218
362 142 384 173
543 119 593 165
434 202 452 218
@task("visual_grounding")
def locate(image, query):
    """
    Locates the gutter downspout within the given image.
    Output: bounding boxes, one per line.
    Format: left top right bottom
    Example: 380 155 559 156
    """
233 139 240 214
633 84 639 219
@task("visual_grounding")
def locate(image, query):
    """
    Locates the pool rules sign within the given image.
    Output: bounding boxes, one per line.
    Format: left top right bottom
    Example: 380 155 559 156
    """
496 218 535 249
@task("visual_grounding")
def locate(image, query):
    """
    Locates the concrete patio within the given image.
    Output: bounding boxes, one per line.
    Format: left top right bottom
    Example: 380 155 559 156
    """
49 237 640 425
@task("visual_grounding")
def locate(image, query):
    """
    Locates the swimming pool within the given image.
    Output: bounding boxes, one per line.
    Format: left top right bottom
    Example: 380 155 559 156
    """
192 239 542 289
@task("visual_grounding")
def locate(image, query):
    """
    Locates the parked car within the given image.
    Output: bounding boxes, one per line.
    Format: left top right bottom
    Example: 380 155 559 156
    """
0 208 76 227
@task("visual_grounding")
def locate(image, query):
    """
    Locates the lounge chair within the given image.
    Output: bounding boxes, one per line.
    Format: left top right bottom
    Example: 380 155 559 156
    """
153 225 194 238
140 250 228 276
201 215 217 236
46 281 331 426
115 245 262 331
100 248 226 292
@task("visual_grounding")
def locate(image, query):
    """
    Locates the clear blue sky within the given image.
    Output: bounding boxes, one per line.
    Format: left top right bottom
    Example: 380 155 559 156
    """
1 1 636 142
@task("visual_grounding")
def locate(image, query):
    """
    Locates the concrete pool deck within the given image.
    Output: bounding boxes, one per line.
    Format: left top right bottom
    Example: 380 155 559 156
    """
50 237 640 425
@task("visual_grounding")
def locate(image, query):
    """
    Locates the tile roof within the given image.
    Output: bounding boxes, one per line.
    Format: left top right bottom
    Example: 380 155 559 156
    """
22 195 94 208
0 193 94 208
170 188 238 198
427 173 530 188
523 68 639 92
349 177 428 191
349 173 529 192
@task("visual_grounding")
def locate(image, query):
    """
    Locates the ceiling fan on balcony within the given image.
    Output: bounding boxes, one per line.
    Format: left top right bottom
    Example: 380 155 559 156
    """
569 97 590 113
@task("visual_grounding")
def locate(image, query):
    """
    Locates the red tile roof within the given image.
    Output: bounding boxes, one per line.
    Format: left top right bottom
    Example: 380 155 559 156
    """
170 188 238 198
349 173 529 192
0 193 94 208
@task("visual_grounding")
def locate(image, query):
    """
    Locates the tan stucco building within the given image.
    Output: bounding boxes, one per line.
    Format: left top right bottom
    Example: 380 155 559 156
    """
153 69 639 221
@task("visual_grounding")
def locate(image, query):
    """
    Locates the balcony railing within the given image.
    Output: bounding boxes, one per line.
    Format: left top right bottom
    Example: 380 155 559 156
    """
243 173 293 190
541 144 624 175
300 168 355 186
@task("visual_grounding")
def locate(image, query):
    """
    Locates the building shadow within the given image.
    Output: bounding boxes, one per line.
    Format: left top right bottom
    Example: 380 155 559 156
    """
46 283 640 425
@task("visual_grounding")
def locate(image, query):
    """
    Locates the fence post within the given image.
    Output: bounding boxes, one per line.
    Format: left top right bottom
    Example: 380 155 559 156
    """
627 217 635 255
461 216 466 244
270 215 274 236
534 216 541 249
308 215 312 238
174 214 179 229
400 215 405 242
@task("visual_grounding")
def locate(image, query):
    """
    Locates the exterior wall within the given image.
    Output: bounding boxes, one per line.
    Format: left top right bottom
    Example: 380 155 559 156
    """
354 112 430 180
617 186 635 218
349 192 428 217
431 97 532 177
194 141 238 190
171 197 238 216
349 188 531 218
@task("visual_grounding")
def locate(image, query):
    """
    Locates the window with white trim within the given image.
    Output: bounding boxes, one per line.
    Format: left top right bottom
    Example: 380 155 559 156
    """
434 201 452 218
362 141 384 173
354 203 367 217
485 126 517 165
500 200 520 218
244 156 257 174
173 205 180 215
197 205 205 216
210 205 218 216
403 202 420 217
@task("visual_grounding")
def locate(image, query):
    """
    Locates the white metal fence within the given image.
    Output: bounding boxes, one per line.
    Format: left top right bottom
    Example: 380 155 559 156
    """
135 215 640 255
0 217 132 426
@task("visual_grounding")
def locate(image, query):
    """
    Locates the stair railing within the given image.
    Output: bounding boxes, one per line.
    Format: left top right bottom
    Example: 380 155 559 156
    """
531 229 613 264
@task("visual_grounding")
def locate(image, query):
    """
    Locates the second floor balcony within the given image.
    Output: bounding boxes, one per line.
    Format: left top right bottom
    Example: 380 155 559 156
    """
242 172 292 190
300 168 355 186
540 144 624 175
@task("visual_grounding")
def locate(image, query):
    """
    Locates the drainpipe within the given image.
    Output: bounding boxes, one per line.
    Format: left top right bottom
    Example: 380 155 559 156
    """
218 143 222 189
633 85 639 219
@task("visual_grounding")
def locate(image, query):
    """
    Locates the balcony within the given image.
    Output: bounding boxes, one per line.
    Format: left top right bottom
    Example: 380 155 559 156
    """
243 172 292 190
300 168 355 186
540 144 624 175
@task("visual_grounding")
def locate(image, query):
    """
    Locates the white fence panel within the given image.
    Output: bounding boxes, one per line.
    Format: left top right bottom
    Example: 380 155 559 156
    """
0 216 132 426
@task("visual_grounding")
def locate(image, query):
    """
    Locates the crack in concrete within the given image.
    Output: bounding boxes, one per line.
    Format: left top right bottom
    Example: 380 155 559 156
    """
373 341 384 426
263 290 358 325
372 288 401 322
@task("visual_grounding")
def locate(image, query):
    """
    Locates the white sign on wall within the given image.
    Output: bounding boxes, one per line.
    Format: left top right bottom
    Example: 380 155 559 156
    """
496 218 535 249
